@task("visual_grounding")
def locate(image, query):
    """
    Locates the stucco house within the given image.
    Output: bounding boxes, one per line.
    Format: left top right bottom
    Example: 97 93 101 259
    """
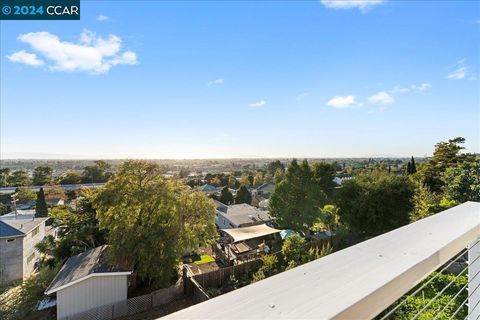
0 213 48 287
45 245 132 320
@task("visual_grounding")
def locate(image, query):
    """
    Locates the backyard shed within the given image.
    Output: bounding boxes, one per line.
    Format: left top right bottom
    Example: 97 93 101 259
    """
45 245 132 320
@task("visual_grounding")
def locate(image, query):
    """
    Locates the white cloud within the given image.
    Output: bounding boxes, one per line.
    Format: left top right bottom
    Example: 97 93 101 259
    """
413 83 432 92
208 78 224 86
320 0 386 12
327 95 357 108
8 30 137 74
448 59 469 80
248 100 267 107
368 91 394 105
96 14 109 22
390 86 410 94
6 50 44 67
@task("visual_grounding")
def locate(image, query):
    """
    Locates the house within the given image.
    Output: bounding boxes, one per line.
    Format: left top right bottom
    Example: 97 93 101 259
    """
45 245 132 320
251 182 275 198
0 212 48 286
215 203 272 229
197 184 218 193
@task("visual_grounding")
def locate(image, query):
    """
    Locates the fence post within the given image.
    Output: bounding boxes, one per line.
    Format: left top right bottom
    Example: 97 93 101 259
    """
469 237 480 319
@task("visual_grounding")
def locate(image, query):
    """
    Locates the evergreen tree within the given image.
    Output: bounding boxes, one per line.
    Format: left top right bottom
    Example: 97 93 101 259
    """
219 186 234 205
35 188 48 217
410 156 417 174
407 162 412 175
235 185 252 204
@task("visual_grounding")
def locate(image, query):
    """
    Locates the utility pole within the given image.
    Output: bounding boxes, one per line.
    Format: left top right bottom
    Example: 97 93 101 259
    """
11 193 18 218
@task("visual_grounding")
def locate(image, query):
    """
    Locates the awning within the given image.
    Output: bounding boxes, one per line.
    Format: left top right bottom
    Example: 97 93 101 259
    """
221 224 281 243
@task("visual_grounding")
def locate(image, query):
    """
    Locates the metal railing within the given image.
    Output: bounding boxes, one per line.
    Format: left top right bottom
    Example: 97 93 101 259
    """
163 202 480 320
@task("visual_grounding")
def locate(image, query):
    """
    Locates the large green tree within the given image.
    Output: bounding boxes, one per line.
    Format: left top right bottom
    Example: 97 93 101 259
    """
94 160 217 287
33 166 53 186
269 159 327 232
420 137 466 192
35 188 48 217
442 158 480 203
312 162 337 199
338 170 414 239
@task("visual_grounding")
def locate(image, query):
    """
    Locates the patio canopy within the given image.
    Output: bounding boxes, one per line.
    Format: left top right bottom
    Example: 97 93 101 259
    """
221 224 281 243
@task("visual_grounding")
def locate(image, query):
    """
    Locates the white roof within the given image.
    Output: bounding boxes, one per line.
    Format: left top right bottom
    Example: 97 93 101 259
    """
221 224 281 243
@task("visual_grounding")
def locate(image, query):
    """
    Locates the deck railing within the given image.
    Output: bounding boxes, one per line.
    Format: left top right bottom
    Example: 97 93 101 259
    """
164 201 480 319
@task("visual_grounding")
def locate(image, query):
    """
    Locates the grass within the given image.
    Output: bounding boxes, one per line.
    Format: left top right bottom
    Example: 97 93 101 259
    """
193 254 215 265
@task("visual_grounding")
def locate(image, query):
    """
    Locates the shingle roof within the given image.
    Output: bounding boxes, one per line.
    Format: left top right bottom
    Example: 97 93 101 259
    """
45 245 131 295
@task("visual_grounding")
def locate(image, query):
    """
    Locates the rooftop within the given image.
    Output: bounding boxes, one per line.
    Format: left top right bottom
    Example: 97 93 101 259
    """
45 245 132 295
221 203 272 226
0 213 48 238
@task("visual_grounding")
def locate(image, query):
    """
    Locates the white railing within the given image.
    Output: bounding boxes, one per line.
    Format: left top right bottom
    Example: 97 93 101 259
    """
163 201 480 319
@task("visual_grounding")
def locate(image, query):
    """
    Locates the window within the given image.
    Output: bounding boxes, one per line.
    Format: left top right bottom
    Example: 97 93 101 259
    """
27 252 35 264
6 238 15 243
31 226 39 237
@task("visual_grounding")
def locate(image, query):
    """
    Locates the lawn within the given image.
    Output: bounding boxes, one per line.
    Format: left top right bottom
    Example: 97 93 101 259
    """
193 255 215 265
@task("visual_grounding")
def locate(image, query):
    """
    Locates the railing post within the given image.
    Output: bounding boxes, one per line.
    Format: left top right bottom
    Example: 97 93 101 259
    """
469 237 480 319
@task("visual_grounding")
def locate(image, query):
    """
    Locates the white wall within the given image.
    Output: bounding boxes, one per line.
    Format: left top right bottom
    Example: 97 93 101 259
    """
23 221 46 278
57 275 128 320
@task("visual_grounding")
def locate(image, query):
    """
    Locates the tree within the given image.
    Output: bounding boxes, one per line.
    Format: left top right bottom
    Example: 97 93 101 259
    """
281 234 332 270
338 170 414 239
313 205 340 232
15 187 36 204
94 160 217 287
35 188 48 217
235 185 252 204
228 175 238 188
239 174 250 187
281 234 307 269
442 159 480 203
252 254 279 282
312 162 337 199
211 176 222 187
82 160 112 183
0 168 10 187
33 166 53 186
0 203 8 215
420 137 466 192
410 156 417 174
269 159 327 232
219 186 234 205
58 171 82 185
267 160 285 176
8 170 31 186
253 171 264 186
274 168 285 182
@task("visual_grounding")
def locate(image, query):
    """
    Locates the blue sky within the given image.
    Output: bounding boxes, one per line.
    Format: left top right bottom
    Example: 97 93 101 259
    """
1 0 479 159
